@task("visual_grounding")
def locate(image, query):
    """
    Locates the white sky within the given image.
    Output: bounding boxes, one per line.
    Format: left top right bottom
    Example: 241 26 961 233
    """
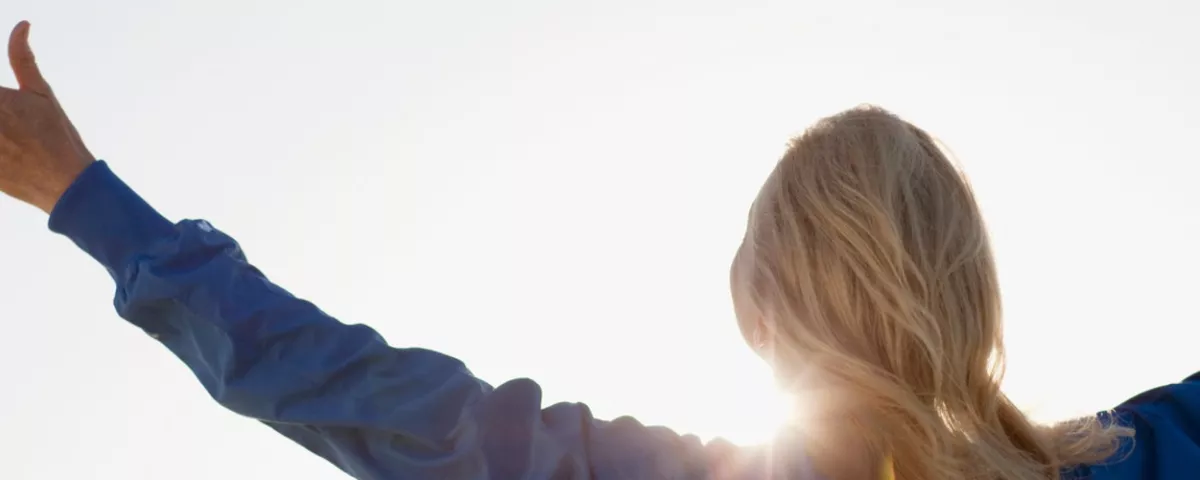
2 1 1199 478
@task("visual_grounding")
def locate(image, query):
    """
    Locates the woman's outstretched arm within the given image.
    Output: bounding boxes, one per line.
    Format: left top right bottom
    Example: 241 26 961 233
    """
46 161 808 479
1 22 818 479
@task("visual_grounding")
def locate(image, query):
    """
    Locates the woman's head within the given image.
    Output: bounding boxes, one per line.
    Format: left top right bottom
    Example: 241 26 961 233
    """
730 106 1129 479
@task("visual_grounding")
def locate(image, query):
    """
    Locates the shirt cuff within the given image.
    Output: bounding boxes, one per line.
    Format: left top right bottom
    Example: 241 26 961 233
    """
47 161 178 273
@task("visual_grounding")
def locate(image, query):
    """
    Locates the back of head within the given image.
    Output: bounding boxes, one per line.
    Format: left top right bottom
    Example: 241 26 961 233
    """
731 106 1130 479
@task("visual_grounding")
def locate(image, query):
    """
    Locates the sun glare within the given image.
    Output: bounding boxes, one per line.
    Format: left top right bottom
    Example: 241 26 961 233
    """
731 387 798 445
687 360 800 446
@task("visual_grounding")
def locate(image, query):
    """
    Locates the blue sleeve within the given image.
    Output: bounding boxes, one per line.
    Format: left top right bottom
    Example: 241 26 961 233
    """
47 161 814 480
1066 372 1200 479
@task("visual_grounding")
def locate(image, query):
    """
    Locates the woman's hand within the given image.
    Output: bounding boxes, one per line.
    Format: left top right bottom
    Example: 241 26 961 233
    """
0 21 94 213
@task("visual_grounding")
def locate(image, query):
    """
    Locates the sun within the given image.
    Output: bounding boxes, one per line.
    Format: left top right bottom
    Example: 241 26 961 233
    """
689 367 799 446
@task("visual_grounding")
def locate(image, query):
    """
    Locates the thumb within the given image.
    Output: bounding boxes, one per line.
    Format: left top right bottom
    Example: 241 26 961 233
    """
8 21 52 96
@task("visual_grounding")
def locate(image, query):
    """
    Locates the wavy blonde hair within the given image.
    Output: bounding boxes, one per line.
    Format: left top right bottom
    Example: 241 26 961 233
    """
730 106 1132 479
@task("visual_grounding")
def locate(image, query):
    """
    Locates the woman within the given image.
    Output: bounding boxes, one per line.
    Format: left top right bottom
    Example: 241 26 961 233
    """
3 21 1198 480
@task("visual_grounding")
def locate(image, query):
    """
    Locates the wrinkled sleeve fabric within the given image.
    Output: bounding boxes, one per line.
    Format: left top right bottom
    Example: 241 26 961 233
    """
1065 372 1200 480
48 161 799 480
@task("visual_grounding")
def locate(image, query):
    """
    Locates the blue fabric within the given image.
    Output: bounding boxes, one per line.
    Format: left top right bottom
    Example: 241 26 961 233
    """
48 161 1200 479
1065 374 1200 479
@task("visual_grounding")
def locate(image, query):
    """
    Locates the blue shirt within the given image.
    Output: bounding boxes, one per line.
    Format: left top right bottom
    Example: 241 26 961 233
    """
48 161 1200 479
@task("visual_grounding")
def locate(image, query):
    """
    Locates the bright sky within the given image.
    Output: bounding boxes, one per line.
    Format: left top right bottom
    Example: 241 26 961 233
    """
2 1 1198 478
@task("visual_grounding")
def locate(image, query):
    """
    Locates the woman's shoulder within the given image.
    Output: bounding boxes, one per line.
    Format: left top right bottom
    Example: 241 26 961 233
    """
1067 372 1200 480
578 414 821 479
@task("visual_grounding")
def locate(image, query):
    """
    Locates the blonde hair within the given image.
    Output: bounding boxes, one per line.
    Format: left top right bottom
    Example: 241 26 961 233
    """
731 106 1132 479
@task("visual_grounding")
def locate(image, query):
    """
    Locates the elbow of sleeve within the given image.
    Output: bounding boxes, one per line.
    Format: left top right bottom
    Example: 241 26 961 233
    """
201 322 380 421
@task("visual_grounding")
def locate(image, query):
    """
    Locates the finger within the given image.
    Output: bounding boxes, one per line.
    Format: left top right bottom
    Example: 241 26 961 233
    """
8 21 52 96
